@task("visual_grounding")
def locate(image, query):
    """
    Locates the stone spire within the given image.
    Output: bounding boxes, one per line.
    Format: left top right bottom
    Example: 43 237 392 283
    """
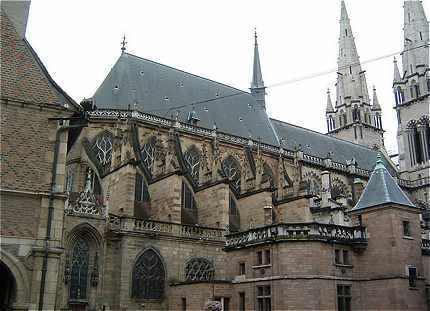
372 86 381 111
402 0 429 76
335 0 370 105
250 29 266 110
393 57 401 85
326 89 334 113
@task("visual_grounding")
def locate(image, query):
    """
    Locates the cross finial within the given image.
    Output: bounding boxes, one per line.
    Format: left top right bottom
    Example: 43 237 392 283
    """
121 35 127 53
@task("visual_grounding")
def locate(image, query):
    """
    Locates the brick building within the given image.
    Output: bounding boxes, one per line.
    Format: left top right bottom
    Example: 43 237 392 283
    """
1 1 429 311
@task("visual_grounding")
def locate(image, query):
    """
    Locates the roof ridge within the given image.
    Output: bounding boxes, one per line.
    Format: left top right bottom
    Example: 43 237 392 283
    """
123 52 251 95
269 117 379 153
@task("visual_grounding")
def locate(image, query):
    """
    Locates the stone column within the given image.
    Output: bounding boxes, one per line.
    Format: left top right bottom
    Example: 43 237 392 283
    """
417 124 429 162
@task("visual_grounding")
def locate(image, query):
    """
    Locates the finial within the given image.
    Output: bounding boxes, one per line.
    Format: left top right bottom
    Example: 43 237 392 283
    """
373 85 376 92
393 56 397 63
375 153 385 170
254 27 258 45
327 88 330 95
121 35 127 53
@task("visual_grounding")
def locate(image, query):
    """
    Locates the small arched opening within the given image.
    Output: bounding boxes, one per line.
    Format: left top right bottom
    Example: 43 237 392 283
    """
0 261 16 310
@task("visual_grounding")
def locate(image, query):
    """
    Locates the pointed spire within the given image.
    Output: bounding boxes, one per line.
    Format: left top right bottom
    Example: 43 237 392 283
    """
250 28 266 110
353 154 415 211
393 57 401 84
326 89 334 113
372 86 381 110
340 0 349 21
251 28 264 89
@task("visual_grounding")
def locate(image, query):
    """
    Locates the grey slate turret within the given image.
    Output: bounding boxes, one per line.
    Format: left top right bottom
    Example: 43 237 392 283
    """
326 89 335 113
250 30 266 110
353 154 415 211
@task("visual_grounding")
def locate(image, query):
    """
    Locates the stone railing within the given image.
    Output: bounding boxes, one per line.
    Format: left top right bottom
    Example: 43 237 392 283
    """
107 214 225 242
398 176 430 189
225 222 367 249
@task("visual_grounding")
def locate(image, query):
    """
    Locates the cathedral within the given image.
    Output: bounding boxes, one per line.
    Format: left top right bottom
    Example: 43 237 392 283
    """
0 1 429 310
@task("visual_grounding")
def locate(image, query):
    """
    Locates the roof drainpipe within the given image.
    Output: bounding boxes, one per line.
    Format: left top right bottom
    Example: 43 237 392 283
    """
38 119 87 311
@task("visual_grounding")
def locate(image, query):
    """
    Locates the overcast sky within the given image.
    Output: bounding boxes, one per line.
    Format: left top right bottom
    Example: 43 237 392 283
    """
26 0 429 155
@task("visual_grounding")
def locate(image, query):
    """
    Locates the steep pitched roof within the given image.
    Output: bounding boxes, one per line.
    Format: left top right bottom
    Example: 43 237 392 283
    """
0 11 78 109
353 155 415 211
92 52 279 145
270 118 395 173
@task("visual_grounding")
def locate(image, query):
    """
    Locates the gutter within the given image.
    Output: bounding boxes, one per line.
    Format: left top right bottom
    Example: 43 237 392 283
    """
38 120 87 311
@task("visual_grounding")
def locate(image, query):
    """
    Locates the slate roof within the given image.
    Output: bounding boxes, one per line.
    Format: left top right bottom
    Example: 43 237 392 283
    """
93 52 279 146
270 118 395 173
353 156 415 211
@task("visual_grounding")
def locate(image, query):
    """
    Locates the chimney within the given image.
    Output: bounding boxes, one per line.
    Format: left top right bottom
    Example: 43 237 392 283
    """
1 0 31 38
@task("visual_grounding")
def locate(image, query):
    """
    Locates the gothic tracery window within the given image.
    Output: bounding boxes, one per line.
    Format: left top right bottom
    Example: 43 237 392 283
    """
91 132 113 169
183 146 201 184
222 156 241 192
185 257 214 281
70 238 90 301
132 249 165 299
141 136 156 172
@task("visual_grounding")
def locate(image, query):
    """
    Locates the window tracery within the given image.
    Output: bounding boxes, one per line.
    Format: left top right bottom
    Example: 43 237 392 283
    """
184 146 201 184
91 132 113 169
132 249 165 299
185 257 214 281
141 136 156 172
222 156 241 192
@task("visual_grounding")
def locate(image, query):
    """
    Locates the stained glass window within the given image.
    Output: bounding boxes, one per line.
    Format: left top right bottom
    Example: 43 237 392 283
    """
132 249 165 299
185 257 214 281
222 156 241 192
183 146 201 184
70 238 90 301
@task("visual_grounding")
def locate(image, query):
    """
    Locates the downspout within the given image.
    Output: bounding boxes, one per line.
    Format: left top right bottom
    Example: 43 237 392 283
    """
38 120 87 311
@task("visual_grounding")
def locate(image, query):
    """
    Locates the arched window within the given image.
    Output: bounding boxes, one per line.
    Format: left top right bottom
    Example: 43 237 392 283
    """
414 127 423 164
183 146 201 184
91 132 113 171
70 238 90 301
141 136 156 172
410 80 419 99
135 173 151 219
262 163 274 188
185 258 214 281
221 156 241 192
395 86 404 106
132 249 165 299
352 105 360 122
181 181 198 224
343 112 347 125
229 193 240 232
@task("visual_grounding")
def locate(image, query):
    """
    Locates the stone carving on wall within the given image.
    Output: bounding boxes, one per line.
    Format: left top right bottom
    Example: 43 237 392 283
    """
185 257 214 281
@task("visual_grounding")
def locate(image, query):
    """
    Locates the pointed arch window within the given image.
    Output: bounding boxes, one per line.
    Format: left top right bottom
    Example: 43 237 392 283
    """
70 238 90 301
141 137 156 172
395 86 404 106
91 132 113 170
352 105 360 122
132 249 165 299
183 146 201 184
222 156 241 192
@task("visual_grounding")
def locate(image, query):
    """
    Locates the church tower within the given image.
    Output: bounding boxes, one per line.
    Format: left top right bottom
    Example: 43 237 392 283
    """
393 0 429 206
325 1 384 149
250 30 266 110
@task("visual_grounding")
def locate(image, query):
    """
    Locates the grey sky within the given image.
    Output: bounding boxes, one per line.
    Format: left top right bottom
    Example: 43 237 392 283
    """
26 0 429 155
